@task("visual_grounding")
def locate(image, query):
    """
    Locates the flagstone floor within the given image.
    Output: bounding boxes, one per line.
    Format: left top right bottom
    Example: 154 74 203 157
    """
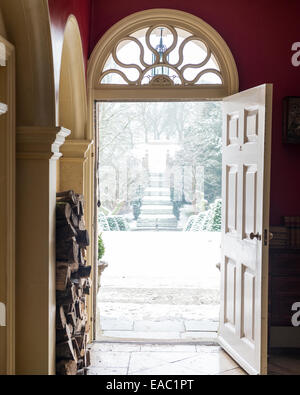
99 317 218 341
88 342 246 376
88 342 300 376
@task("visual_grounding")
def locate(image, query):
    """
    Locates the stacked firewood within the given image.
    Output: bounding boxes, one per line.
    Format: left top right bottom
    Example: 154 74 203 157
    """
55 190 91 376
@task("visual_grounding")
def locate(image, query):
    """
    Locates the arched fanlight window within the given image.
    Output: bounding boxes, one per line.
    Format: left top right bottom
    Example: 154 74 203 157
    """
88 10 239 100
100 24 223 87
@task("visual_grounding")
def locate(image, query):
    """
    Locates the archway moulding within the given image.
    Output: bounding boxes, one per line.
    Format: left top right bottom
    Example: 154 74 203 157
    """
59 15 87 140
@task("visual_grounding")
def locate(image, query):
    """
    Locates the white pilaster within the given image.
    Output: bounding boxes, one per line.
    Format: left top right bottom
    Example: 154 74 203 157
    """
15 126 70 375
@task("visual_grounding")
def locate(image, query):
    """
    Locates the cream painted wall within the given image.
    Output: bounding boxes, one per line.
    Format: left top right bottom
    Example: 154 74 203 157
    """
0 1 93 375
0 9 7 39
0 0 62 375
58 16 87 140
0 0 56 127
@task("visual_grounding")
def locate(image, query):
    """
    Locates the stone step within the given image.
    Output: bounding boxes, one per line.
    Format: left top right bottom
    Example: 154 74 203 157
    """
149 173 164 177
149 181 169 188
149 176 168 181
142 196 172 205
141 205 174 215
137 215 178 229
144 187 170 197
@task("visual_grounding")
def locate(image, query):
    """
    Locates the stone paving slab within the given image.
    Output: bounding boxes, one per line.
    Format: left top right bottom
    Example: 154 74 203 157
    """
88 367 127 375
101 318 134 331
88 342 247 376
180 331 218 340
133 320 185 332
91 351 131 368
102 330 181 339
92 342 141 352
184 320 219 332
140 343 197 352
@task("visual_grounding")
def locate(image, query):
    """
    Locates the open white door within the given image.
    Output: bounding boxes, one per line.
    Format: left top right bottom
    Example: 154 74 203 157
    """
218 84 273 375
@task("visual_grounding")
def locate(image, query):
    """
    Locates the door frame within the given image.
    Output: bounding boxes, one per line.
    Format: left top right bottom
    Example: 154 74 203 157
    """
0 35 15 375
87 10 240 342
87 8 239 340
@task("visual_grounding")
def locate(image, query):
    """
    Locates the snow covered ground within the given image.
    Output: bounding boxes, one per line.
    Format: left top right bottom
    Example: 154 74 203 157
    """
99 232 221 290
97 232 221 333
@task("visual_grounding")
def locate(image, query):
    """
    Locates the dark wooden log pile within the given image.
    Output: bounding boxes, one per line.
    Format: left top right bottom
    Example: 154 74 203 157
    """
56 190 91 376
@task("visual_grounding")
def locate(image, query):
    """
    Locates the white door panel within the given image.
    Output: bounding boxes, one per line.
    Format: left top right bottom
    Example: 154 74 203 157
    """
219 84 273 375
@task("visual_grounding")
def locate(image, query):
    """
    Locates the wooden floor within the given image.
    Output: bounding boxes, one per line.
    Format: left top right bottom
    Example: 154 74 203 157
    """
268 352 300 375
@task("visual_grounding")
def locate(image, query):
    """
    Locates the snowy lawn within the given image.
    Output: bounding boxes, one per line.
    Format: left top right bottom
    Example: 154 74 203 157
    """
100 232 221 289
97 232 221 329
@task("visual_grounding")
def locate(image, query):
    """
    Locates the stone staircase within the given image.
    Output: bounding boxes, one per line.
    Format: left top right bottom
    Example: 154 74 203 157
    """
136 173 178 231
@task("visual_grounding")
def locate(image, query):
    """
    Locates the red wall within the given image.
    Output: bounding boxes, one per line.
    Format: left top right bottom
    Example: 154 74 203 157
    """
89 0 300 225
48 0 300 225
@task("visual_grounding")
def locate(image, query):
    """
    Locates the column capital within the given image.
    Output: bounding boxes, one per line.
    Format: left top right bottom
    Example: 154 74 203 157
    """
16 126 71 160
60 139 94 162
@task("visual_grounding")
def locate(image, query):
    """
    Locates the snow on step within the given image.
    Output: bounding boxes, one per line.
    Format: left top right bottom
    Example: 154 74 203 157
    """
140 205 174 215
144 187 170 197
142 196 172 205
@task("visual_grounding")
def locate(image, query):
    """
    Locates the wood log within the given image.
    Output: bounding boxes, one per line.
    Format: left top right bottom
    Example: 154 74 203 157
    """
56 223 77 241
78 248 84 265
85 350 91 368
69 261 79 273
56 306 67 330
72 265 92 279
80 334 87 358
78 199 84 218
77 359 84 370
56 263 71 291
56 360 78 376
56 190 78 206
56 191 90 375
81 248 87 260
76 230 90 248
77 287 83 299
79 320 90 336
56 339 77 363
71 211 79 228
67 311 77 328
83 286 90 295
82 278 92 295
75 334 85 352
75 301 83 320
78 217 86 231
74 317 87 335
57 237 79 263
56 202 72 221
56 323 73 344
72 338 81 360
57 284 77 306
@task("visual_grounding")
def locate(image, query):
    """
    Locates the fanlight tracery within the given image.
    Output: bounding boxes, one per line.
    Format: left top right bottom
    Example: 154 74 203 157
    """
99 25 224 87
